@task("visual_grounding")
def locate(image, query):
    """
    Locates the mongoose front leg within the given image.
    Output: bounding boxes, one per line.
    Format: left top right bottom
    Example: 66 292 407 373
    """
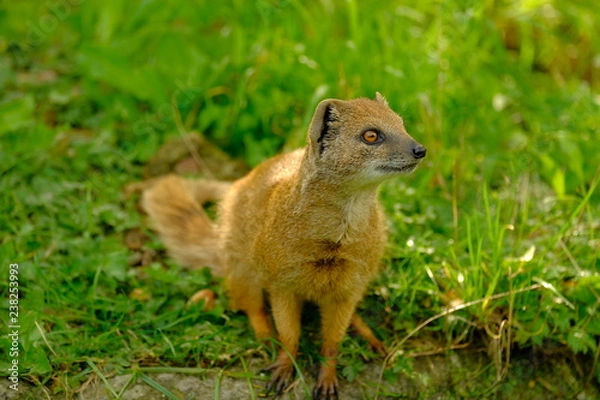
313 299 358 400
263 292 302 396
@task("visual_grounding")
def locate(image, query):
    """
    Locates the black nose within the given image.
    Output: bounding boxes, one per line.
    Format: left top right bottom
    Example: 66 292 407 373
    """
412 143 427 159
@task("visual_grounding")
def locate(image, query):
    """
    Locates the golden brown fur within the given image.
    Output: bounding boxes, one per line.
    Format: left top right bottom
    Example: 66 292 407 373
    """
142 93 425 399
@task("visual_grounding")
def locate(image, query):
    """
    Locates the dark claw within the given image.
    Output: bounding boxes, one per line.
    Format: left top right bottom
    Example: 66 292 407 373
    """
312 382 338 400
265 378 286 397
262 362 294 397
312 366 339 400
371 340 387 357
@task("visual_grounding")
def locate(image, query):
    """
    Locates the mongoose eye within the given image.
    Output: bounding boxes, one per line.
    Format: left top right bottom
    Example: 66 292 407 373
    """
361 130 382 144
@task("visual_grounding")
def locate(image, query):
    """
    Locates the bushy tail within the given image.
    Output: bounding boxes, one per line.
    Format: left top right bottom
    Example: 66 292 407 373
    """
142 175 231 275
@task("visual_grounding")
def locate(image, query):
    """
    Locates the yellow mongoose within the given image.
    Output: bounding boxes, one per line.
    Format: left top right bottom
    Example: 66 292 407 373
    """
142 93 426 399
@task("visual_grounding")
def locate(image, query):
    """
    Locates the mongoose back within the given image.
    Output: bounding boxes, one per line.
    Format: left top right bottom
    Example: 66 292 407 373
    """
142 93 426 399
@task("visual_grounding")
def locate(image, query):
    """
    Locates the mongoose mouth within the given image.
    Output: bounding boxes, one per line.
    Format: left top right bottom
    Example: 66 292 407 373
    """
378 162 420 174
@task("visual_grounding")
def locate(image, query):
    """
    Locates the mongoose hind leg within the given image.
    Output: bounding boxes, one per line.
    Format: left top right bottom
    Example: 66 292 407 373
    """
247 306 272 340
350 313 387 355
227 280 272 339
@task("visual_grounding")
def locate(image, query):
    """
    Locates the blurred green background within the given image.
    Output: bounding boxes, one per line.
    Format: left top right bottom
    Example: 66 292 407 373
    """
0 0 598 398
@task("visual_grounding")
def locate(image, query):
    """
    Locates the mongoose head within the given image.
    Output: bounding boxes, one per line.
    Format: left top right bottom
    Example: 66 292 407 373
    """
306 93 426 187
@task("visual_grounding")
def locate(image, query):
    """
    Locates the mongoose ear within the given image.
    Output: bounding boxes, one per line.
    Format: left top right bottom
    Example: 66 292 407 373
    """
307 99 341 156
375 92 389 106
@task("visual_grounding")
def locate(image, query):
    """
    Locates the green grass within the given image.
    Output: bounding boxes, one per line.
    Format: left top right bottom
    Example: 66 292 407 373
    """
1 0 599 398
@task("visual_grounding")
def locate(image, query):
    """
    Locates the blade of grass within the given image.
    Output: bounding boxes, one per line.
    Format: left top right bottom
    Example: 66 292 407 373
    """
86 359 119 399
139 373 179 400
239 356 256 400
557 169 600 240
34 320 59 358
214 369 223 400
117 374 136 398
161 332 176 357
134 366 207 375
532 278 575 310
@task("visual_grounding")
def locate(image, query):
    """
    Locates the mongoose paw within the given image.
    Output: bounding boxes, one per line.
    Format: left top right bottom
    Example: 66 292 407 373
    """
370 338 387 357
186 288 216 311
262 361 295 396
312 369 339 400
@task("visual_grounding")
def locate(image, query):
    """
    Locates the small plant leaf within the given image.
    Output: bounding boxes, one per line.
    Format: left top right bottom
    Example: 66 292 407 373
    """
567 329 597 355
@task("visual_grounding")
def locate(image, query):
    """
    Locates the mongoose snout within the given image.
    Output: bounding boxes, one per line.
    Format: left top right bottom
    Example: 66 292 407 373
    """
412 142 427 159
